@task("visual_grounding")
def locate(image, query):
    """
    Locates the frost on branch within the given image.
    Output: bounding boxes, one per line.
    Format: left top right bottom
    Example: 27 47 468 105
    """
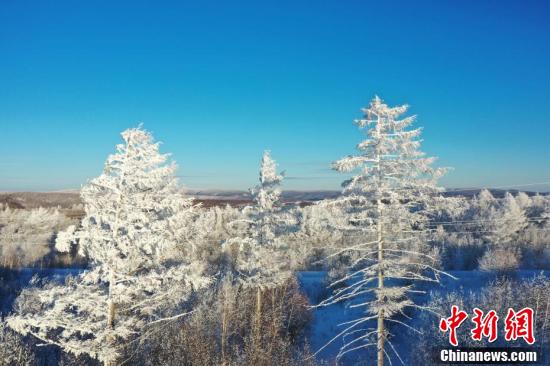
0 322 35 366
7 126 209 364
223 151 291 290
318 96 451 364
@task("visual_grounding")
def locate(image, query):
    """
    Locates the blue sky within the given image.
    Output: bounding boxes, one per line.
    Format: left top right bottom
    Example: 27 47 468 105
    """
1 0 549 191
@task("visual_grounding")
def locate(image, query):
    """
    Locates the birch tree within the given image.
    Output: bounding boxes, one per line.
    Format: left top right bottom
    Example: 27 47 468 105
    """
318 96 449 365
7 126 209 365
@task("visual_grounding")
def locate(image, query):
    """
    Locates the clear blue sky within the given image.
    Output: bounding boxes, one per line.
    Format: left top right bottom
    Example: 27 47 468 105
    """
1 0 549 191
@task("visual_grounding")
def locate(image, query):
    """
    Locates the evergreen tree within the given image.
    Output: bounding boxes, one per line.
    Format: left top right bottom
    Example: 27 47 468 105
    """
224 151 291 289
8 126 209 365
319 96 449 365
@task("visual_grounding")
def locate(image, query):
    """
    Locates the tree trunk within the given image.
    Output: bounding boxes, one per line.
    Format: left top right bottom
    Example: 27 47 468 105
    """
267 287 279 359
221 285 229 365
108 270 116 328
249 287 263 363
108 303 115 329
377 310 385 366
255 287 262 335
375 116 385 366
377 199 385 366
105 270 116 366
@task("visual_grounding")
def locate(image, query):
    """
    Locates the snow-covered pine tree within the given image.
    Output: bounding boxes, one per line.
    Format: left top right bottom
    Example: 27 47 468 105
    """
464 189 498 243
225 151 291 289
7 126 209 365
487 192 528 245
318 96 449 365
476 189 497 212
223 151 292 345
250 151 285 247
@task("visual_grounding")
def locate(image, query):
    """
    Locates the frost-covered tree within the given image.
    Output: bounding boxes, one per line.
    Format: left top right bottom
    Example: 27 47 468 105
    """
449 189 496 244
515 191 532 210
476 189 497 212
290 203 345 269
461 190 525 246
7 126 209 365
486 192 528 246
478 247 520 273
251 151 285 244
473 192 528 271
319 96 449 365
223 151 292 344
225 151 291 289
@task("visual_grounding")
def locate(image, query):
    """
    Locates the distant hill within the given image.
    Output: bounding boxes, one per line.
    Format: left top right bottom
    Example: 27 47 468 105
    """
442 188 548 198
0 190 341 209
1 188 546 210
186 189 341 202
0 192 82 209
187 188 547 201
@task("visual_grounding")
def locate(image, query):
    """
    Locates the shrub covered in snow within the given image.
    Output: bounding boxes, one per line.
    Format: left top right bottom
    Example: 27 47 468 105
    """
0 207 75 268
478 248 521 273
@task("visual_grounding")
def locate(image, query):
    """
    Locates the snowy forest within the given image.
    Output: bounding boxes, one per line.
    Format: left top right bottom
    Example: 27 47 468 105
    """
0 97 549 366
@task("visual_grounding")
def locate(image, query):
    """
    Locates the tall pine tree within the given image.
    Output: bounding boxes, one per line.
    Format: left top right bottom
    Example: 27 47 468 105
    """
319 96 449 365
